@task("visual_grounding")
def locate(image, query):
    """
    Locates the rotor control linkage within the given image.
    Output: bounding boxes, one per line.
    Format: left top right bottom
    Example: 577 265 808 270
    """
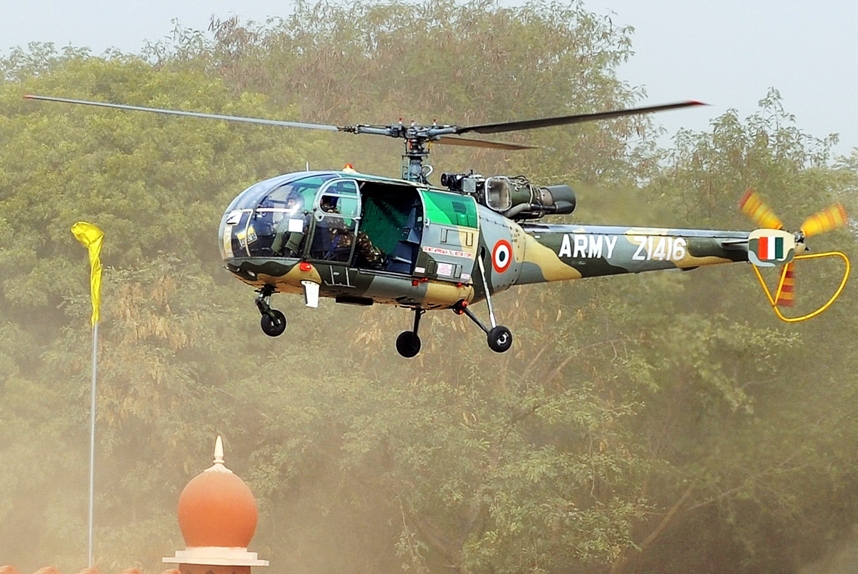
255 285 287 337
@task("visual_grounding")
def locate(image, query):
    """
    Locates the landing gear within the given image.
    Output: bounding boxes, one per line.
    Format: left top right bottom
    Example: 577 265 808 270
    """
261 310 287 337
452 254 513 353
396 308 425 358
255 285 287 337
396 331 421 358
487 325 513 353
453 301 514 353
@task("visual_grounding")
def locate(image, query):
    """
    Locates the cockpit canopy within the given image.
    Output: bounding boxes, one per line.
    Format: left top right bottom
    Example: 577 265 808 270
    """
224 172 333 214
220 172 362 260
219 170 481 285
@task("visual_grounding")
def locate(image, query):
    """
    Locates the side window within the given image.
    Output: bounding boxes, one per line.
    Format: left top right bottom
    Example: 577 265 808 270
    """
316 179 360 220
309 179 361 263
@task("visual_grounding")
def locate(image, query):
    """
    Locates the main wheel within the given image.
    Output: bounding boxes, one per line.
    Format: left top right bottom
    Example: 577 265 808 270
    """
487 326 513 353
260 310 287 337
395 331 421 358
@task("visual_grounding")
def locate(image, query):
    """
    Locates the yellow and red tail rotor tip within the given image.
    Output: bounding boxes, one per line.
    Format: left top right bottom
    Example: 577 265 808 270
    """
800 203 847 238
739 188 784 230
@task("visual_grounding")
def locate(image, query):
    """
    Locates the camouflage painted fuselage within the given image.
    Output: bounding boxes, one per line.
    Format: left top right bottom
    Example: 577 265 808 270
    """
221 171 757 311
513 223 751 284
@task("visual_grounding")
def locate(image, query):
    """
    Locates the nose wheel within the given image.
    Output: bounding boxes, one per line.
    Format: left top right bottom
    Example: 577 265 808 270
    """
256 285 287 337
261 310 287 337
395 331 421 358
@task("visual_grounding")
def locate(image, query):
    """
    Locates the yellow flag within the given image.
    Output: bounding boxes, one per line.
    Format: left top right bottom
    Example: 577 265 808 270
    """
71 222 104 326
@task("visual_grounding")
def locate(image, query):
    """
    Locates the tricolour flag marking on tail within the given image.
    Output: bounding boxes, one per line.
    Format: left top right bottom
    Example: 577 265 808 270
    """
748 229 795 268
758 235 784 261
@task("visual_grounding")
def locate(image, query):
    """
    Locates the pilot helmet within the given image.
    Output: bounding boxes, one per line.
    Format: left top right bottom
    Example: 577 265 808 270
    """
320 195 339 212
285 191 303 210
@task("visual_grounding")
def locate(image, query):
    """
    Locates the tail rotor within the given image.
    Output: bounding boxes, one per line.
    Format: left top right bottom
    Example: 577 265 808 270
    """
738 189 849 321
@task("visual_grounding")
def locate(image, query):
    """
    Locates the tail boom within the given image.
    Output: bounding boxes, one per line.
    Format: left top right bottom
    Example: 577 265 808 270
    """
514 224 750 285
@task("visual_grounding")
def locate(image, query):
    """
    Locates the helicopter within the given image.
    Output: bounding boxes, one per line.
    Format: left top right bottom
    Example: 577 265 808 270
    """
25 95 851 357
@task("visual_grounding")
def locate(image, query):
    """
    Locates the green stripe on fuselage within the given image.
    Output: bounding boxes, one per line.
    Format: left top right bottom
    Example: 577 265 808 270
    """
420 189 479 228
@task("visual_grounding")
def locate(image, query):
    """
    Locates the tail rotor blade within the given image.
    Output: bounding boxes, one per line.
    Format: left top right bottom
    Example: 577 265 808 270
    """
800 203 848 237
739 189 784 230
776 262 796 307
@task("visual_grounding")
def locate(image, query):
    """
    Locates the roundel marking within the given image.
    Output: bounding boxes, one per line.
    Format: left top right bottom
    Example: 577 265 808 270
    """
492 239 513 273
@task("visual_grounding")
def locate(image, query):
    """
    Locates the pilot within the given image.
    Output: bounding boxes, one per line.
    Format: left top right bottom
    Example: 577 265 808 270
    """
272 192 308 257
319 196 385 268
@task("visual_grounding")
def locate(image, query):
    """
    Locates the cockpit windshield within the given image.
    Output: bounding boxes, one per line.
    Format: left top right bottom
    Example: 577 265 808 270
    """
219 172 337 259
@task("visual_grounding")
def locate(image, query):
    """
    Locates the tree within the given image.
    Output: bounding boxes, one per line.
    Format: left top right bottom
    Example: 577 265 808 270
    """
3 7 858 574
605 91 858 574
154 0 654 184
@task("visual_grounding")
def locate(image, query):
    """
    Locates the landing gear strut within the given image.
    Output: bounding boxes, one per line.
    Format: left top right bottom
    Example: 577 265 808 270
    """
256 285 287 337
453 301 513 353
396 308 424 358
453 253 513 353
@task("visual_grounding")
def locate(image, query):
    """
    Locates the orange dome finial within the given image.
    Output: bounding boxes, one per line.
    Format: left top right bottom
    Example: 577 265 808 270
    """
165 436 267 572
176 436 258 547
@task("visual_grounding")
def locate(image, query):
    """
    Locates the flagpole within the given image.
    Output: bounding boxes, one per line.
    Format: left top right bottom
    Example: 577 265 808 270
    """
88 320 98 568
72 221 104 571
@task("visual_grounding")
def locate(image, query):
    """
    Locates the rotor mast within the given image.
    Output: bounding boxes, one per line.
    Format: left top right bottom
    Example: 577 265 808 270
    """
345 121 460 183
402 137 431 183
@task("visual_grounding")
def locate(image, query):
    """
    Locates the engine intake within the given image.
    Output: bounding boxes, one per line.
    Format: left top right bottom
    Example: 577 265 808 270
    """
440 173 576 220
483 176 576 219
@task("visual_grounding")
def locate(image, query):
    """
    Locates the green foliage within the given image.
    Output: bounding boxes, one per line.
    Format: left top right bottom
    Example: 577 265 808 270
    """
149 0 650 184
1 4 858 574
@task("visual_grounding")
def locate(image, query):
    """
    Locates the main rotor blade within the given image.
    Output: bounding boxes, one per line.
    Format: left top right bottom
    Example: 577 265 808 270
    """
456 100 706 135
24 95 342 132
435 136 535 151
